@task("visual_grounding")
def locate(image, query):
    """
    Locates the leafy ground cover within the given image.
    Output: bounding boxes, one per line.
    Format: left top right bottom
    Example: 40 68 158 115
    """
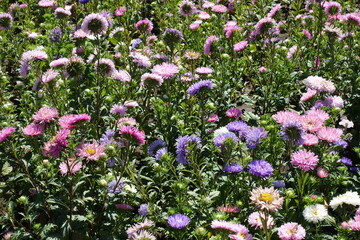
0 0 360 239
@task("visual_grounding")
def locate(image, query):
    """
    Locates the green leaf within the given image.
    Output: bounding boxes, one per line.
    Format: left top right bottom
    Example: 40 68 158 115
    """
2 162 12 175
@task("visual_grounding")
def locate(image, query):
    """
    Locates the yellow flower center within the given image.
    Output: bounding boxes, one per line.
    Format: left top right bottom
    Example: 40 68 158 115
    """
259 193 274 203
313 210 318 215
86 148 96 155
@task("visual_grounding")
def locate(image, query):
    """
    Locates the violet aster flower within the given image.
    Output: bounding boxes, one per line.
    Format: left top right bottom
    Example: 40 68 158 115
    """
110 104 127 116
223 163 243 173
245 127 267 149
204 35 219 55
273 180 285 188
179 0 196 17
339 157 352 166
138 204 149 216
176 135 201 164
227 120 250 138
280 121 306 145
100 130 116 146
0 13 13 30
108 179 124 194
49 27 62 42
214 132 239 147
168 214 190 229
148 140 167 156
248 159 274 179
155 147 167 160
187 80 214 96
163 28 183 46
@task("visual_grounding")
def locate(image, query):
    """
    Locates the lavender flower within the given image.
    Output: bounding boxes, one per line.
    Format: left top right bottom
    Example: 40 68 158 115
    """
168 214 190 229
138 204 149 216
100 130 116 146
245 127 267 149
187 80 214 96
163 28 183 46
148 140 167 156
340 157 352 166
280 121 305 145
213 132 239 147
176 135 201 164
248 160 274 179
155 147 167 160
223 164 243 173
108 179 124 194
49 27 62 42
227 121 250 139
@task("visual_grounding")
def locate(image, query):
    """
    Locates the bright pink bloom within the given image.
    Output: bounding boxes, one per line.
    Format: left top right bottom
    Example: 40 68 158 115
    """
59 159 82 175
114 6 127 16
76 141 106 161
0 126 16 143
208 114 219 122
316 127 343 143
152 63 179 79
291 149 319 171
234 41 248 52
259 67 267 73
42 129 70 158
119 126 146 145
135 19 153 34
211 5 228 13
23 123 45 136
248 211 274 229
58 114 91 129
305 109 329 122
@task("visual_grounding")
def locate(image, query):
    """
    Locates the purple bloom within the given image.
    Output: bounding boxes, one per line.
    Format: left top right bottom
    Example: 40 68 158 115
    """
280 121 306 145
248 160 274 179
214 132 239 147
168 214 190 229
226 121 250 138
245 127 267 149
148 140 167 156
135 19 153 34
176 135 201 164
187 80 214 96
234 41 248 52
272 180 285 188
108 179 124 194
100 130 116 146
155 147 167 160
340 157 352 166
179 0 196 17
204 35 219 55
81 13 108 35
332 140 348 148
223 164 243 173
49 27 62 42
267 4 281 18
163 28 183 46
138 204 149 216
131 38 142 49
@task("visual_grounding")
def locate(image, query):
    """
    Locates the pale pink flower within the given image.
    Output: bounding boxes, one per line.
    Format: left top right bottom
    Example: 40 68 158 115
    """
248 211 274 229
59 159 82 175
303 134 319 146
32 107 59 123
317 167 329 178
23 123 45 136
316 126 343 143
58 114 91 129
300 89 317 102
272 110 300 125
300 114 323 133
278 222 306 240
291 149 319 171
76 141 106 161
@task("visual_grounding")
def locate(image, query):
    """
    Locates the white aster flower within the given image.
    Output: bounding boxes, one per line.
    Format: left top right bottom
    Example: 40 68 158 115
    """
329 191 360 210
303 204 328 223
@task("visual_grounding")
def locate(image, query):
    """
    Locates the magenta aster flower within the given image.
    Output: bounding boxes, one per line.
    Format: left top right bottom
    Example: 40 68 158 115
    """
50 57 69 68
119 126 146 145
208 114 219 122
23 123 45 136
152 62 179 79
316 126 343 143
58 113 91 129
0 126 16 143
59 159 82 175
32 107 59 123
226 108 242 118
234 41 248 52
267 4 282 18
76 141 106 161
135 19 153 34
196 67 213 75
204 35 220 55
81 13 108 35
324 1 342 17
277 222 306 240
42 129 70 158
114 6 127 16
291 149 319 171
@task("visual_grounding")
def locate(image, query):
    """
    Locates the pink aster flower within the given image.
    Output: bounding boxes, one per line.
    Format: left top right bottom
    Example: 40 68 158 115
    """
127 219 154 239
316 126 343 143
291 149 319 171
41 69 58 83
119 126 146 145
116 203 133 210
204 35 220 55
306 109 329 122
211 4 228 13
42 129 70 158
253 18 276 35
130 52 151 68
59 158 82 175
196 67 213 74
0 126 16 143
73 29 87 38
152 63 179 79
226 108 242 118
211 220 249 234
300 114 323 133
278 222 306 240
110 104 127 116
267 4 281 18
203 1 215 8
198 11 211 19
23 123 45 136
112 70 131 82
248 211 275 229
259 67 266 73
19 50 48 78
38 0 55 8
234 41 248 52
301 29 312 39
190 20 202 30
272 110 300 125
324 96 344 108
32 107 59 123
124 101 139 107
135 19 153 34
95 58 116 76
117 117 137 128
303 134 319 146
58 113 91 129
324 1 342 17
217 205 240 213
81 13 108 35
304 76 335 93
300 89 317 102
317 167 329 178
50 58 69 68
76 141 106 161
140 73 164 87
114 6 127 16
179 0 196 17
